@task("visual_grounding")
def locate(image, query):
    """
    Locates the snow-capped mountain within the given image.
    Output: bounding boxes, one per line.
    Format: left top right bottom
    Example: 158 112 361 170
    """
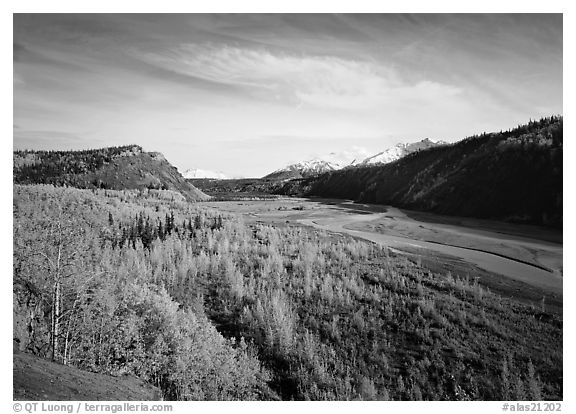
264 159 340 180
182 168 229 180
263 147 372 180
263 139 448 180
320 147 373 168
359 138 448 166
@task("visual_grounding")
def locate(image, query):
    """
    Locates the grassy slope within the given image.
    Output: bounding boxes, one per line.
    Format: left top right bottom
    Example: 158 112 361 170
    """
13 351 162 401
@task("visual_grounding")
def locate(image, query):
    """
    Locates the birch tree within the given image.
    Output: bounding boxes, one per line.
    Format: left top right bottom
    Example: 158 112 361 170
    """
15 208 87 362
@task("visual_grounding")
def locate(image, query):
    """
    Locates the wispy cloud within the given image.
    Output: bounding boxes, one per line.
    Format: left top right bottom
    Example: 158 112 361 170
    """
13 14 562 177
134 44 462 110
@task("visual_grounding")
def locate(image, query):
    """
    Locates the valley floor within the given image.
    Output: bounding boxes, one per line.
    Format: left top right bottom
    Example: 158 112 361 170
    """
203 197 563 311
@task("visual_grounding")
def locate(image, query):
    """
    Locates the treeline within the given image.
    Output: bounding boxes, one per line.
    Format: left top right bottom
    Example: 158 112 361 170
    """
13 145 143 184
278 116 563 228
103 211 223 249
13 184 562 400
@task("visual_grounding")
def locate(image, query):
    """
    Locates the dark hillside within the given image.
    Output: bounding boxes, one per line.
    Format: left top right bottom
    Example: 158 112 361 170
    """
14 351 162 401
262 169 304 181
189 178 287 200
296 117 562 227
13 145 210 202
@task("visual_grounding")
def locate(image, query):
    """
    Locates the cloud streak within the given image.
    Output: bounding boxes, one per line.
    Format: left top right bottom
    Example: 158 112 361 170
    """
135 44 463 110
13 129 97 150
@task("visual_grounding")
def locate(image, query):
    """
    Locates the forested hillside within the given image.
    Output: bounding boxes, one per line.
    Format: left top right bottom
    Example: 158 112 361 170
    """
189 178 287 200
286 117 562 228
13 185 269 400
13 145 209 202
14 185 562 400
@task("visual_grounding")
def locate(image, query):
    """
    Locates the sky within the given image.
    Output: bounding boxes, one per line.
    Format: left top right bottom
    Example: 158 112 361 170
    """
13 14 563 177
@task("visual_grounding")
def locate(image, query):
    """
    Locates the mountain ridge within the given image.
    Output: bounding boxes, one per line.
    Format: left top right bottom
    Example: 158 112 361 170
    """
13 145 210 202
263 138 448 180
359 138 448 166
263 158 340 180
275 116 563 228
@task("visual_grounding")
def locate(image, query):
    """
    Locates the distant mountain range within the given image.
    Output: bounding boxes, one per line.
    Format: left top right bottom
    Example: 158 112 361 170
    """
182 168 229 180
276 116 562 227
263 139 447 180
13 145 210 202
263 159 340 180
13 116 562 228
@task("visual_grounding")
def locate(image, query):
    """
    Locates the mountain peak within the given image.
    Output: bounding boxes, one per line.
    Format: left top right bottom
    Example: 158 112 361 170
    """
263 147 372 180
182 168 229 180
263 139 448 180
359 138 447 166
264 159 338 180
